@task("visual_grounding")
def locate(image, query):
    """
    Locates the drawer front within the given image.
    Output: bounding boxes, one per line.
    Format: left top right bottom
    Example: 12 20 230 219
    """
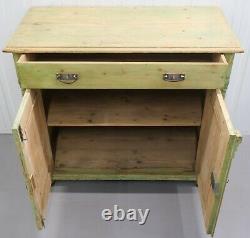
16 54 228 89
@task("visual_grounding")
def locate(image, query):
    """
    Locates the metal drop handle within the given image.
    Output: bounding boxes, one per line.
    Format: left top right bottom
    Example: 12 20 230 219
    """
56 73 78 84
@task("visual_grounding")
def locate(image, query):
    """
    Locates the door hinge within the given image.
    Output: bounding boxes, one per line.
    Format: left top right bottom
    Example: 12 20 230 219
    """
211 172 219 194
18 126 27 142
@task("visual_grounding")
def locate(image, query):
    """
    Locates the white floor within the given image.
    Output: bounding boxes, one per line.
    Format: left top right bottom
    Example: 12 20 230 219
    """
0 135 249 238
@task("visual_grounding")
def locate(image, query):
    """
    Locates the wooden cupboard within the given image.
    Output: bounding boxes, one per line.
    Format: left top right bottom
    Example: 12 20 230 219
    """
4 7 243 235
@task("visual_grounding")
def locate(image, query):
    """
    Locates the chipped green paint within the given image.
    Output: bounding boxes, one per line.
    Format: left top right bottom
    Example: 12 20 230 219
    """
13 53 26 95
16 60 228 89
207 132 242 235
222 54 235 96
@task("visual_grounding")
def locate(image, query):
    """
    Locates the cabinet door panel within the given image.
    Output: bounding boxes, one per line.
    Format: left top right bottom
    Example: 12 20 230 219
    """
13 90 53 229
196 89 241 235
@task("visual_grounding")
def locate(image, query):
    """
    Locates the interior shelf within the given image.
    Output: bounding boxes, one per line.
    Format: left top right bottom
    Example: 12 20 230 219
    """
47 90 202 127
53 127 197 180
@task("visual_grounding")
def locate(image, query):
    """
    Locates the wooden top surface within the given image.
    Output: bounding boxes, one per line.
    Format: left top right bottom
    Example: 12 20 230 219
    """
4 7 243 53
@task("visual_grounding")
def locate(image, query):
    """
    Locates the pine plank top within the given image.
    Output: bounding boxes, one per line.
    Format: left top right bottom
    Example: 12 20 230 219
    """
4 6 243 53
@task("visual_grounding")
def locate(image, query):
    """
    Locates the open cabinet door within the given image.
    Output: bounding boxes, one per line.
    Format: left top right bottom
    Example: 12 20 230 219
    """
12 90 53 229
196 89 242 235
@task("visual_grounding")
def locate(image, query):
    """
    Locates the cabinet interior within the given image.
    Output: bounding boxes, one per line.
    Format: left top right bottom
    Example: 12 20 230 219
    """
41 89 205 180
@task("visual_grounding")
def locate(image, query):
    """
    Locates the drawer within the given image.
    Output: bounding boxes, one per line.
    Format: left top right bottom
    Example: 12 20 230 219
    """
13 89 241 234
16 53 228 89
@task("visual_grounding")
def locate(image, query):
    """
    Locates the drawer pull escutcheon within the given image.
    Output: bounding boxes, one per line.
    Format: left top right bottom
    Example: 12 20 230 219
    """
56 73 78 84
163 73 185 82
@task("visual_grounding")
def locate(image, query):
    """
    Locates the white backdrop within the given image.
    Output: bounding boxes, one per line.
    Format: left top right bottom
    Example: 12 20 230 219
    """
0 0 249 134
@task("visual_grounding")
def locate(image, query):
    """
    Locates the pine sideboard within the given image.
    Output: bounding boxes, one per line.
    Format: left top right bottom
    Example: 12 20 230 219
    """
4 7 243 235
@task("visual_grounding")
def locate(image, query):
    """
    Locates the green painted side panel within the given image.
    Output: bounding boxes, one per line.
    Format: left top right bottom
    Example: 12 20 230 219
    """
222 54 235 96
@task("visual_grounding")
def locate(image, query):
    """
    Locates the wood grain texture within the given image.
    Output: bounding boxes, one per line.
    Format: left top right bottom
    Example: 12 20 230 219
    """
12 90 53 229
47 90 202 126
54 127 197 180
4 7 243 53
196 89 241 235
53 171 196 181
16 53 228 89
